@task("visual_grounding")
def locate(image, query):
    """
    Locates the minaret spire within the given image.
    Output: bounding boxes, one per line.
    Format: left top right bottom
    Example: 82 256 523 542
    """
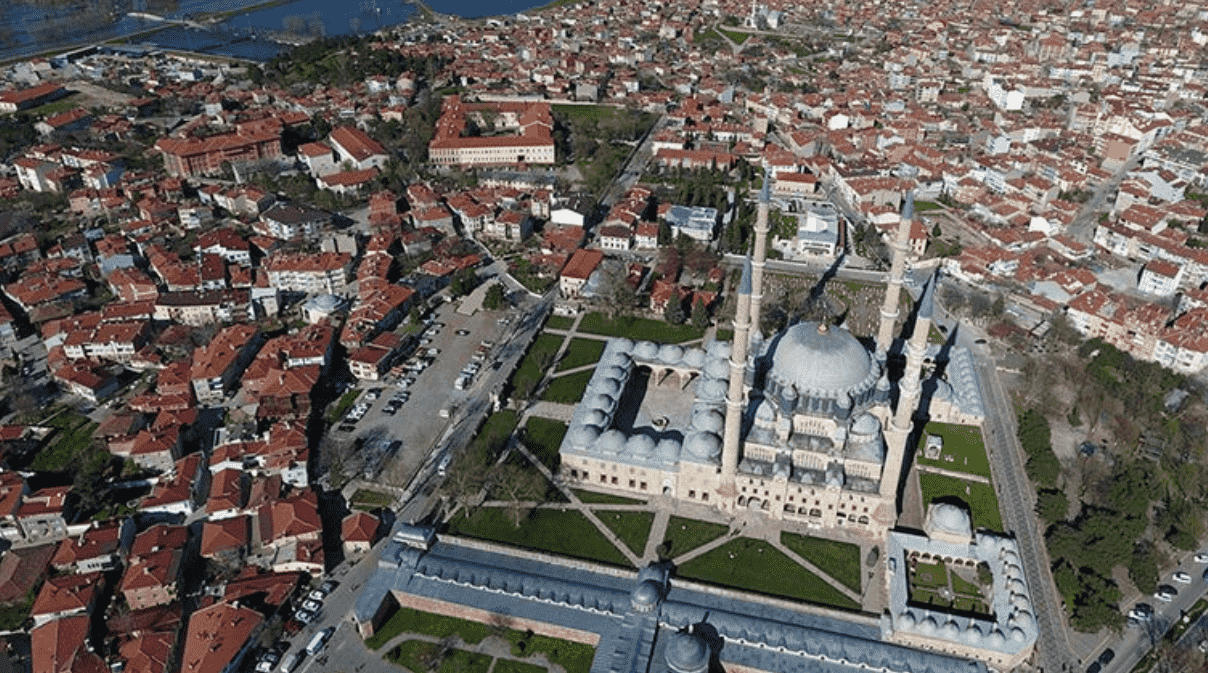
876 192 915 356
720 255 753 505
749 174 771 344
880 270 935 502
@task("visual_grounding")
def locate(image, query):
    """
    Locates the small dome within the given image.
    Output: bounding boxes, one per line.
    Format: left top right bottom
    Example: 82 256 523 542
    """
897 611 916 630
929 502 973 538
1011 594 1030 610
635 341 659 360
1010 627 1026 642
583 408 607 427
594 377 621 397
699 379 728 402
918 616 938 634
571 425 601 448
705 358 730 379
627 434 656 457
691 408 725 433
598 429 626 454
684 432 721 461
963 624 983 644
589 393 615 411
682 348 706 368
851 412 880 436
942 621 961 638
613 338 634 353
707 340 731 358
656 439 681 462
658 344 684 363
665 631 709 673
631 579 661 611
987 630 1006 647
606 351 632 368
600 365 627 381
1008 578 1026 594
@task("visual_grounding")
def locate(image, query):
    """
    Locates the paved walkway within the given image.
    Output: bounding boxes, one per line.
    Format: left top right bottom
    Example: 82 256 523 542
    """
915 463 992 485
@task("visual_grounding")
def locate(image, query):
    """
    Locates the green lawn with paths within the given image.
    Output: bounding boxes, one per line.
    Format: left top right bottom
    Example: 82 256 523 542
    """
577 312 705 343
350 489 394 511
918 473 1004 532
505 632 595 673
439 649 492 673
447 507 630 567
661 516 728 557
677 537 860 611
509 334 563 399
779 533 862 592
545 315 575 330
556 338 606 372
29 410 98 472
915 422 993 479
599 511 654 555
911 560 950 590
365 606 492 650
386 640 440 672
541 370 594 404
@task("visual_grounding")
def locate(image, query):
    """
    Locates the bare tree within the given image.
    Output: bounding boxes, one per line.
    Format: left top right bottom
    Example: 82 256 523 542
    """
489 462 546 528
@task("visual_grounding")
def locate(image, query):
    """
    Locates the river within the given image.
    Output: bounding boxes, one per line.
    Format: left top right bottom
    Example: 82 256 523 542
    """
2 0 557 64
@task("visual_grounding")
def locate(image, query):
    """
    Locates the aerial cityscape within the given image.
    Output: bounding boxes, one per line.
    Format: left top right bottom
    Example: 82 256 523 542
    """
0 0 1206 672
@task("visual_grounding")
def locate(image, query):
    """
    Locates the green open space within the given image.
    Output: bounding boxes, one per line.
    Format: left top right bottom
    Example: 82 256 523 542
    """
916 422 993 479
27 94 83 119
494 661 547 673
715 328 734 342
545 315 576 330
327 387 361 424
350 489 394 511
661 516 728 557
779 533 862 592
598 511 654 555
509 334 563 399
573 490 645 505
366 606 492 650
951 573 983 597
556 338 606 372
914 200 945 212
29 410 99 472
677 538 860 611
911 560 950 590
505 631 595 673
440 649 492 673
523 418 568 472
717 27 751 44
577 312 705 343
386 640 441 672
541 370 594 404
918 473 1004 532
447 507 630 567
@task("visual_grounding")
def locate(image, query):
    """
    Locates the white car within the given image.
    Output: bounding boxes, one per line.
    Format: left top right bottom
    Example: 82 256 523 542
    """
1155 587 1176 602
302 599 322 612
1173 571 1192 584
1194 553 1208 564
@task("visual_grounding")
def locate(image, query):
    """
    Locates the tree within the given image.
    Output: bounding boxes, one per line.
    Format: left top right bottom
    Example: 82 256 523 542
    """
450 268 479 297
1128 543 1159 595
664 297 686 325
1035 489 1068 525
489 462 546 527
483 284 506 310
691 297 709 329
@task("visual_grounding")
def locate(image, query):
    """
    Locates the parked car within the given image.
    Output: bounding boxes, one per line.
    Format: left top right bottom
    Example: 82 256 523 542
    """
1154 586 1176 602
1098 649 1114 665
255 652 281 673
1129 603 1153 621
456 329 470 336
1173 571 1192 584
309 589 327 601
294 609 315 624
1194 552 1208 563
302 599 322 612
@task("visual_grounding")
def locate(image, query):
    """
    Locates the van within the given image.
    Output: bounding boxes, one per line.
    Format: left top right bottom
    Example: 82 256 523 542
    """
279 652 303 673
305 627 334 656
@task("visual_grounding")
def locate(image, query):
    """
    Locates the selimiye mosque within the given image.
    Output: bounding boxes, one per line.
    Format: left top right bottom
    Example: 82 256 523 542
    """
557 180 986 539
354 181 1039 673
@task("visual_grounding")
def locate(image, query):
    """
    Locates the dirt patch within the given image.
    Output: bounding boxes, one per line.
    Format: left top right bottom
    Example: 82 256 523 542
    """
64 80 135 111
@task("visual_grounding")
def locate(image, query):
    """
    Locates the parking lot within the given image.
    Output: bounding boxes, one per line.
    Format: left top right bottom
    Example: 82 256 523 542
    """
334 299 520 487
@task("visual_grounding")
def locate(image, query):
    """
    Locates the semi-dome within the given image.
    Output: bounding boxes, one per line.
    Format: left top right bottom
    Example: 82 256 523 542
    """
665 631 709 673
769 322 874 395
929 502 973 538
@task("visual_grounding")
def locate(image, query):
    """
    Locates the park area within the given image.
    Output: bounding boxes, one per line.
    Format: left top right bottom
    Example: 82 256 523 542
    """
907 558 992 617
915 422 992 479
918 473 1004 532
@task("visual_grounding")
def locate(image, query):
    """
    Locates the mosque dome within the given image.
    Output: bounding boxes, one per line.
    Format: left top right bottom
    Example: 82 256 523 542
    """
614 338 634 353
768 322 874 396
631 579 661 612
851 412 881 437
656 438 681 463
635 341 659 360
928 502 974 538
665 631 710 673
627 434 656 457
691 408 725 433
683 432 722 461
571 424 600 448
658 344 684 363
682 348 706 368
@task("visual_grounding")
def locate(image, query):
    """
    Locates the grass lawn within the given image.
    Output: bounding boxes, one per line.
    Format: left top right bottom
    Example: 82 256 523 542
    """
327 387 361 423
677 538 859 611
494 661 546 673
365 606 492 650
951 573 983 597
440 649 492 673
573 490 644 505
523 418 568 472
541 370 593 404
350 489 394 510
661 516 728 557
953 597 990 615
447 507 630 567
577 312 705 343
911 561 949 590
916 422 993 479
505 632 595 673
717 27 751 44
780 533 862 592
509 334 563 399
27 94 82 118
715 328 734 342
555 338 605 372
918 473 1004 532
598 511 654 555
914 200 945 212
545 315 575 330
29 411 98 472
386 640 440 672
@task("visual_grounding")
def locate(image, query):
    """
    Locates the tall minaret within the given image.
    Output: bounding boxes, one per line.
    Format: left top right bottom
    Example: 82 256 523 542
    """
748 175 771 345
876 193 916 356
720 256 753 504
880 271 935 501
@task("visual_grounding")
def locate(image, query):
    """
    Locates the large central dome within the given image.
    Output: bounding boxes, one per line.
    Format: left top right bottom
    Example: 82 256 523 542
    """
768 321 875 395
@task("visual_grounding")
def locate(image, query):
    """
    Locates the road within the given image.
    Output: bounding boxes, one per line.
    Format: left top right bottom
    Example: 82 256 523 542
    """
1065 154 1142 244
1097 556 1208 673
